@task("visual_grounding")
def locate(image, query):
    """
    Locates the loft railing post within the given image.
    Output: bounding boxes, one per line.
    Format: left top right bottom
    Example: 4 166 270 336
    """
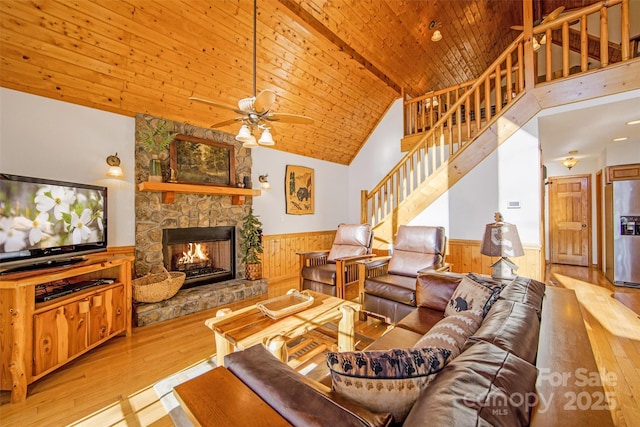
523 0 535 90
360 190 368 224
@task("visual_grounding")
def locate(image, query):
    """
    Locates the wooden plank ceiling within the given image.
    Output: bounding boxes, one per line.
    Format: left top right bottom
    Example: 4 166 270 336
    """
0 0 579 165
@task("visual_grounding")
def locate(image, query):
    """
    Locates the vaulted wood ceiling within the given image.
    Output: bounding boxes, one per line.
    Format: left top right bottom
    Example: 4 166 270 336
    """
0 1 593 165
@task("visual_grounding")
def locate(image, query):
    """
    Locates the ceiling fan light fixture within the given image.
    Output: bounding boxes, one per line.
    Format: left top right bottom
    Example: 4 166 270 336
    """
431 30 442 42
242 134 258 148
258 128 275 146
236 124 252 141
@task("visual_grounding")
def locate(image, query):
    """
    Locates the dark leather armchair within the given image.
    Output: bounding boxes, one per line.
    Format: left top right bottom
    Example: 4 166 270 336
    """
358 225 448 324
298 223 374 300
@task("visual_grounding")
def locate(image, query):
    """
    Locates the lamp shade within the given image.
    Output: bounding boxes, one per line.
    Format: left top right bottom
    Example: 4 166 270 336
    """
480 222 524 258
258 128 275 146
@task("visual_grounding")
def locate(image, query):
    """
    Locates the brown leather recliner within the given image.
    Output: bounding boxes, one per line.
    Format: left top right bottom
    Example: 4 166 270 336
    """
298 224 374 300
358 225 448 324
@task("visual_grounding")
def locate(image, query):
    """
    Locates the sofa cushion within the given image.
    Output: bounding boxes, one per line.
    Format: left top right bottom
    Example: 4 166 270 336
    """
327 347 450 423
414 310 483 362
328 223 372 262
226 344 393 427
464 299 541 364
363 274 417 306
301 263 336 286
444 275 503 317
415 272 463 311
396 306 445 336
403 341 538 427
499 275 546 314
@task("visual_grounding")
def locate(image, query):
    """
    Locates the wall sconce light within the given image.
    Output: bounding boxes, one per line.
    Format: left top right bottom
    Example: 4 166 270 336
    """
429 21 442 42
480 212 525 280
106 153 124 178
561 150 579 170
258 174 271 190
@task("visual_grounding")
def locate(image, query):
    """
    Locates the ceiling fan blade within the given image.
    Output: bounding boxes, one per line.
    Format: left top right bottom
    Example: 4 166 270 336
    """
210 117 243 128
190 96 244 114
265 112 314 125
253 90 277 113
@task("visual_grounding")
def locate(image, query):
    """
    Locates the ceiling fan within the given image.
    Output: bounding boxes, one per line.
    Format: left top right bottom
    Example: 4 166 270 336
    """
511 6 566 51
189 0 313 148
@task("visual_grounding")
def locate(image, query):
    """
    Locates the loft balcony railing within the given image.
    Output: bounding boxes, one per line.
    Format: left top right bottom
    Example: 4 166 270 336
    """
361 0 634 237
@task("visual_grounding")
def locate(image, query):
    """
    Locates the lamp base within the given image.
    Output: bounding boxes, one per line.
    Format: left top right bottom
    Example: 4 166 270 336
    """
490 258 519 280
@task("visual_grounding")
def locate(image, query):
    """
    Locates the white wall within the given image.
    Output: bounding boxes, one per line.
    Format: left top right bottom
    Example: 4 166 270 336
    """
410 121 541 245
347 98 405 221
0 88 136 247
250 146 349 234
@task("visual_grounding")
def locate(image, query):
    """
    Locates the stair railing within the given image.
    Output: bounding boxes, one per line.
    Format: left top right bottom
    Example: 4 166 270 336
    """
361 34 525 230
535 0 630 82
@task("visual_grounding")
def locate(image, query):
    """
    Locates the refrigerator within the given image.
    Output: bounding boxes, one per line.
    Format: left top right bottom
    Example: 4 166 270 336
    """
605 179 640 287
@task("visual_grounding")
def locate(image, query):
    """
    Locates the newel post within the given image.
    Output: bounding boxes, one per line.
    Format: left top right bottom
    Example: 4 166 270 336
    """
360 190 369 224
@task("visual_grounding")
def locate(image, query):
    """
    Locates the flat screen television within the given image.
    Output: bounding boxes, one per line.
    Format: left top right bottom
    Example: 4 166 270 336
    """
0 173 107 274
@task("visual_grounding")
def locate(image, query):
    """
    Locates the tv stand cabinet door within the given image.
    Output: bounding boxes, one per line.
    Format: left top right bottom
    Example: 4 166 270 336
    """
88 284 126 345
33 300 89 377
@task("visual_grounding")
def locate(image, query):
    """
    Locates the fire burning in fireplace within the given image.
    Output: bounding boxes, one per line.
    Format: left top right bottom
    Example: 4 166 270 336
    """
163 226 236 289
178 243 210 268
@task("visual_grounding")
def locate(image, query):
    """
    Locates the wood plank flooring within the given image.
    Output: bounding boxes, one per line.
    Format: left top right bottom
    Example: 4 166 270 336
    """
1 268 638 426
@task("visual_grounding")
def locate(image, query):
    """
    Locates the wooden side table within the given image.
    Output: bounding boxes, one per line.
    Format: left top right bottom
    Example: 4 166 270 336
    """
173 366 291 427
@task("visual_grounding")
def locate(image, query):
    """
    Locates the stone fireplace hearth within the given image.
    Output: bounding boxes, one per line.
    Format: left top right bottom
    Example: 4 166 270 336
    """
133 114 267 325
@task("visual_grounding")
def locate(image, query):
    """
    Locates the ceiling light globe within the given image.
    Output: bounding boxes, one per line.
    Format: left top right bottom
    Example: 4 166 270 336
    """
258 128 275 146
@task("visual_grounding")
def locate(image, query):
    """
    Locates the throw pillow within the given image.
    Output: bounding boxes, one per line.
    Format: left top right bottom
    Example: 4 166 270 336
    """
326 347 450 423
413 310 483 362
444 274 503 317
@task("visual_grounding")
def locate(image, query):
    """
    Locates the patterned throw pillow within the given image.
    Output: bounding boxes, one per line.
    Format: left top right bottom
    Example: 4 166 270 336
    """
326 347 450 423
413 310 483 362
444 274 503 317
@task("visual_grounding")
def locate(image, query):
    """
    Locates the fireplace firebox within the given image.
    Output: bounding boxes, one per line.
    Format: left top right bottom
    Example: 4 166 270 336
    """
162 226 236 289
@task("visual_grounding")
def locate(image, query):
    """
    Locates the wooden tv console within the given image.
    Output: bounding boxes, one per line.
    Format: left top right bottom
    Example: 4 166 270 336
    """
0 255 133 403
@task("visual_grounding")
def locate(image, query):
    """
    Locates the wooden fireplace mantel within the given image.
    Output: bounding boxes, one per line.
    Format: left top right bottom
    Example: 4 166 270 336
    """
137 182 261 204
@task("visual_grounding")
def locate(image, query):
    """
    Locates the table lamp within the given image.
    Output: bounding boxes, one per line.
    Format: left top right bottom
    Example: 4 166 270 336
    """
480 212 524 279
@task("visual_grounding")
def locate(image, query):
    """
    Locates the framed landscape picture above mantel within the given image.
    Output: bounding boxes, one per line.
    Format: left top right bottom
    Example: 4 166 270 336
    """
285 165 314 215
170 134 236 186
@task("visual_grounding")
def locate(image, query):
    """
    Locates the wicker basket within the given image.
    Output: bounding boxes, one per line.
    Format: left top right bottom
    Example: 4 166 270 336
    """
132 266 185 303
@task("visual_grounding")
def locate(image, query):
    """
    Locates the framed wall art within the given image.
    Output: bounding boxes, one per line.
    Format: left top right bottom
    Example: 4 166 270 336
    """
170 134 235 186
285 165 314 215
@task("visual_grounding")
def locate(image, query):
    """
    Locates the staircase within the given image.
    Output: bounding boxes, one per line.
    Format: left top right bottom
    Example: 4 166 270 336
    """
361 0 637 249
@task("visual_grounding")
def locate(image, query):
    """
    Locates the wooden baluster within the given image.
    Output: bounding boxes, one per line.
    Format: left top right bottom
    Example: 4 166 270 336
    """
474 87 481 132
621 0 630 61
394 170 400 209
600 7 609 67
505 53 512 107
562 21 570 77
581 16 588 72
484 77 491 122
517 41 524 92
446 91 451 156
465 95 471 144
546 29 553 81
495 63 502 114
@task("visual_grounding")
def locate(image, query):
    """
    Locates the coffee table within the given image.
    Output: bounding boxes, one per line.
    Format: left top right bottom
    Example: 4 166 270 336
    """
205 291 360 366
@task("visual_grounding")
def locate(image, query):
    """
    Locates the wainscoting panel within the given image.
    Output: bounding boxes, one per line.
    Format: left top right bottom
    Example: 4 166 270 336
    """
261 235 542 284
262 231 337 284
447 239 542 281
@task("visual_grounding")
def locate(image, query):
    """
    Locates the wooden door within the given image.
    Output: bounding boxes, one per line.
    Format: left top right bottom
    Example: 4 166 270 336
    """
549 175 591 266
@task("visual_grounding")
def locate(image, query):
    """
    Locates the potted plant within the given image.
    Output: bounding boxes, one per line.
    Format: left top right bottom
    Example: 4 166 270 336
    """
137 118 177 182
240 208 263 280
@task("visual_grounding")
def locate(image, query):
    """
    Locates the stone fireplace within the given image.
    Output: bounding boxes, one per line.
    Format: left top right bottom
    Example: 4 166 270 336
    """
162 226 236 289
133 114 267 326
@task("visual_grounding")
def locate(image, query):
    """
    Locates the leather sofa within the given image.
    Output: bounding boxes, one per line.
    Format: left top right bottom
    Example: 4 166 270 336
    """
359 225 448 324
221 272 614 426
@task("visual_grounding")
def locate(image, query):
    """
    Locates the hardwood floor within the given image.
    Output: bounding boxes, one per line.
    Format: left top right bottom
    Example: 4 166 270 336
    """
1 269 638 426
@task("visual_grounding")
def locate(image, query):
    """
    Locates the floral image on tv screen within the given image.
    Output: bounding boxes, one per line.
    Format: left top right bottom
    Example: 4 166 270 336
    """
0 181 105 253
